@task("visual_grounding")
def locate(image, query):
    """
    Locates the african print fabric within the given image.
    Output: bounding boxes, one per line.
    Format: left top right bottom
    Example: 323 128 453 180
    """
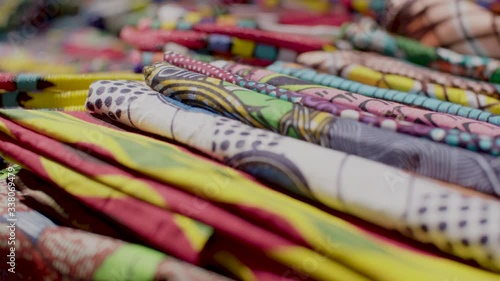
145 62 500 195
86 79 500 272
163 51 500 156
268 61 500 127
0 72 143 110
340 17 500 83
347 0 500 59
1 109 499 280
0 178 232 281
298 50 500 100
297 51 500 114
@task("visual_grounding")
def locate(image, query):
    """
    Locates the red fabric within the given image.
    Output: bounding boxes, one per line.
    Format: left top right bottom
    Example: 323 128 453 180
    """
120 27 207 51
0 73 17 92
279 11 351 26
193 24 331 52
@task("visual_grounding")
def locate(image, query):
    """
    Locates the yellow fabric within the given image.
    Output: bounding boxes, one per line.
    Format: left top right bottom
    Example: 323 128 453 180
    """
0 109 499 281
231 38 256 58
342 64 500 114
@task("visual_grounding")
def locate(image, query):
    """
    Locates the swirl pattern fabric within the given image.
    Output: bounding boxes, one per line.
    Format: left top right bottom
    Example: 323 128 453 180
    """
220 60 500 138
145 63 500 195
268 61 500 128
86 79 500 272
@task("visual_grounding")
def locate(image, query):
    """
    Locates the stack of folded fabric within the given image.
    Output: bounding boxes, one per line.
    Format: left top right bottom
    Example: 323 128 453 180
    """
2 0 500 280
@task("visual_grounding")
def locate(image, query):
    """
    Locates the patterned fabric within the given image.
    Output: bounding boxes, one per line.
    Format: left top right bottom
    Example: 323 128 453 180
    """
145 63 500 195
0 90 87 110
0 72 143 93
0 72 143 110
121 24 332 65
163 52 500 156
227 60 500 137
268 61 500 128
2 110 499 280
348 0 500 59
192 24 335 54
297 51 500 114
85 79 500 271
299 50 500 100
340 17 500 83
0 110 360 281
0 179 232 281
0 118 215 265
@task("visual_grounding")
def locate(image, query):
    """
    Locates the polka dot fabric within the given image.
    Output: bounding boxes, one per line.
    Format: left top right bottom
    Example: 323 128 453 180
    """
86 80 153 121
164 51 238 83
404 188 500 271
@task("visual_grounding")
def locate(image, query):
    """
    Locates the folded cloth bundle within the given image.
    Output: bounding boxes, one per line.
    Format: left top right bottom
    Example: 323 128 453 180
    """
163 52 500 156
0 179 231 281
297 50 500 113
268 61 500 127
121 22 334 66
0 72 144 93
1 108 500 280
0 72 143 110
0 90 88 110
145 62 500 195
339 17 500 83
296 50 500 100
87 78 500 271
347 0 500 59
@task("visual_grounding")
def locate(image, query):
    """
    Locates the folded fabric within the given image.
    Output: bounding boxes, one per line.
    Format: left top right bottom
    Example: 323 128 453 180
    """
348 0 500 59
0 109 498 280
192 23 335 53
145 63 500 194
256 13 342 40
0 126 214 265
339 18 500 84
12 169 301 281
268 61 500 128
163 52 500 155
0 90 87 110
297 51 500 114
0 110 373 281
15 170 124 239
299 50 500 100
87 78 500 272
0 72 144 93
0 179 231 281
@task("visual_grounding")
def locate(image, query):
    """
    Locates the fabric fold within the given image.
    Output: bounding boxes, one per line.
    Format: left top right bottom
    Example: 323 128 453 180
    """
163 52 500 156
351 0 500 59
267 61 500 127
0 114 362 281
86 79 500 273
0 179 232 281
0 108 497 280
145 63 500 195
339 18 500 83
298 50 500 100
297 50 500 113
